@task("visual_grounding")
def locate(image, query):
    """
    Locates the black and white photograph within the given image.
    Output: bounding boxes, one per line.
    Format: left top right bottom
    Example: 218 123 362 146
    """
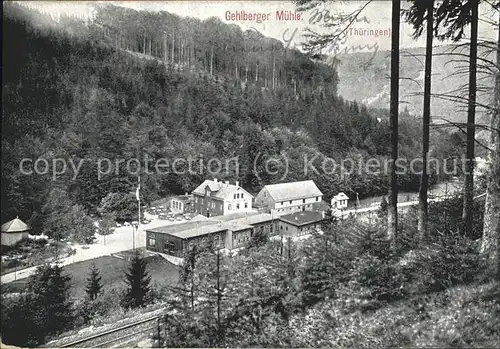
1 0 499 347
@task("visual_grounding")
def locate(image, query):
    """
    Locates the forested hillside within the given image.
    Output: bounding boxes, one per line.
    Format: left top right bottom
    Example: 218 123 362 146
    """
335 44 494 127
2 3 462 227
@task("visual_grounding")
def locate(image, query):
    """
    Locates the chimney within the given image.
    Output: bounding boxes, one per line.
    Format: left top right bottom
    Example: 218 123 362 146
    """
213 178 218 182
235 180 239 187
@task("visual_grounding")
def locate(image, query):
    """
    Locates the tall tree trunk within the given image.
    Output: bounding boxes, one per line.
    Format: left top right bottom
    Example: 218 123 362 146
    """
481 11 500 278
210 46 214 75
256 63 259 82
462 0 478 236
171 32 175 64
164 35 167 62
216 251 222 345
418 0 434 242
179 37 182 67
387 0 401 242
272 57 276 89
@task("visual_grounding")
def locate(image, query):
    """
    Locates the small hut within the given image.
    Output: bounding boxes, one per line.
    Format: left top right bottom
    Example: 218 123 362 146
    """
1 216 30 246
331 192 349 210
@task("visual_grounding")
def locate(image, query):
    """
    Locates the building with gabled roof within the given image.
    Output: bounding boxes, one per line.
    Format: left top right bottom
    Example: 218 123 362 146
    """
170 194 193 214
146 211 277 257
331 192 349 210
192 178 254 217
253 180 323 214
278 211 326 238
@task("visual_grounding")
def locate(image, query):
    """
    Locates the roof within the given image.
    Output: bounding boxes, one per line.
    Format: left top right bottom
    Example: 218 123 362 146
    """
262 180 323 202
147 212 275 240
192 179 254 200
312 200 331 211
170 195 193 203
333 192 349 200
279 211 325 227
1 217 30 233
191 214 213 222
214 211 261 222
147 221 220 235
174 223 228 239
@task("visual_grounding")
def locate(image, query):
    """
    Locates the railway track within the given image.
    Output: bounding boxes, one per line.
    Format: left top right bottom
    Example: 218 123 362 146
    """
58 314 163 348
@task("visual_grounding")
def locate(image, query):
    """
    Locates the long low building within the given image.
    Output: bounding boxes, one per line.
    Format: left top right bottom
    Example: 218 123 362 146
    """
146 212 278 257
146 211 326 258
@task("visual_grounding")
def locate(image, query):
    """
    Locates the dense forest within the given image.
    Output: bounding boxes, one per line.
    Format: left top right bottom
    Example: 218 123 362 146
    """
1 1 499 348
2 3 462 229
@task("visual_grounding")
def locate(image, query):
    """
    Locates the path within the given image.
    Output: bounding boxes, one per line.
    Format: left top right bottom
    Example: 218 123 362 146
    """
353 180 463 209
0 215 187 284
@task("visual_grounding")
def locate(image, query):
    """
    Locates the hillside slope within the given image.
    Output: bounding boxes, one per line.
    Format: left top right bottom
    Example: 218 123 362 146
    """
335 45 494 125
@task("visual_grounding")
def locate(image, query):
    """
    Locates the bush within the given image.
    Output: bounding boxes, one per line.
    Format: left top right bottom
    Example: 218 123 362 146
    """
428 196 484 240
78 291 116 324
407 233 484 294
341 253 407 312
406 282 500 346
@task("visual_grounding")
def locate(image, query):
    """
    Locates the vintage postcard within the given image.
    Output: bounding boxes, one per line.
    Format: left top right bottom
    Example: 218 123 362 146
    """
1 0 499 348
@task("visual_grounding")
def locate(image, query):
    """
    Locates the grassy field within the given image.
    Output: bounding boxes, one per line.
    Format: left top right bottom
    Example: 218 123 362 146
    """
3 249 179 299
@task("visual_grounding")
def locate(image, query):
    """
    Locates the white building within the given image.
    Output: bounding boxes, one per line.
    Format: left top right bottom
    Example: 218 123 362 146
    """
331 192 349 210
253 180 323 214
192 179 254 217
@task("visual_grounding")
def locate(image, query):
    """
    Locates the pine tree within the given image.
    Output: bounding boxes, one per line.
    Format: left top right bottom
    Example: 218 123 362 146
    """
387 0 401 243
300 229 337 307
378 196 389 218
122 251 152 309
85 263 103 301
27 265 74 344
405 0 435 241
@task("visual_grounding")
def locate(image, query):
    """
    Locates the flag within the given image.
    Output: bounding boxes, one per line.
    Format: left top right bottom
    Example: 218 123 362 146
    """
136 176 140 201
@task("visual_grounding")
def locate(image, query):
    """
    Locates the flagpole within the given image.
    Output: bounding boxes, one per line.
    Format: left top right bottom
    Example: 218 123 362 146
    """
138 175 141 229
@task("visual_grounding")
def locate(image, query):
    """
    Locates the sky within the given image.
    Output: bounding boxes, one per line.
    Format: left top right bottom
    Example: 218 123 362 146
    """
16 1 499 52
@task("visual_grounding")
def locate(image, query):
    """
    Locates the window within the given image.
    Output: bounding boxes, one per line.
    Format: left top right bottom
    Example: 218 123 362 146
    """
280 225 283 230
245 202 248 208
214 235 222 247
285 226 288 231
316 197 319 201
234 194 236 199
228 204 232 211
281 202 284 206
303 199 306 203
290 200 292 204
164 241 175 254
149 238 156 247
236 203 240 209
